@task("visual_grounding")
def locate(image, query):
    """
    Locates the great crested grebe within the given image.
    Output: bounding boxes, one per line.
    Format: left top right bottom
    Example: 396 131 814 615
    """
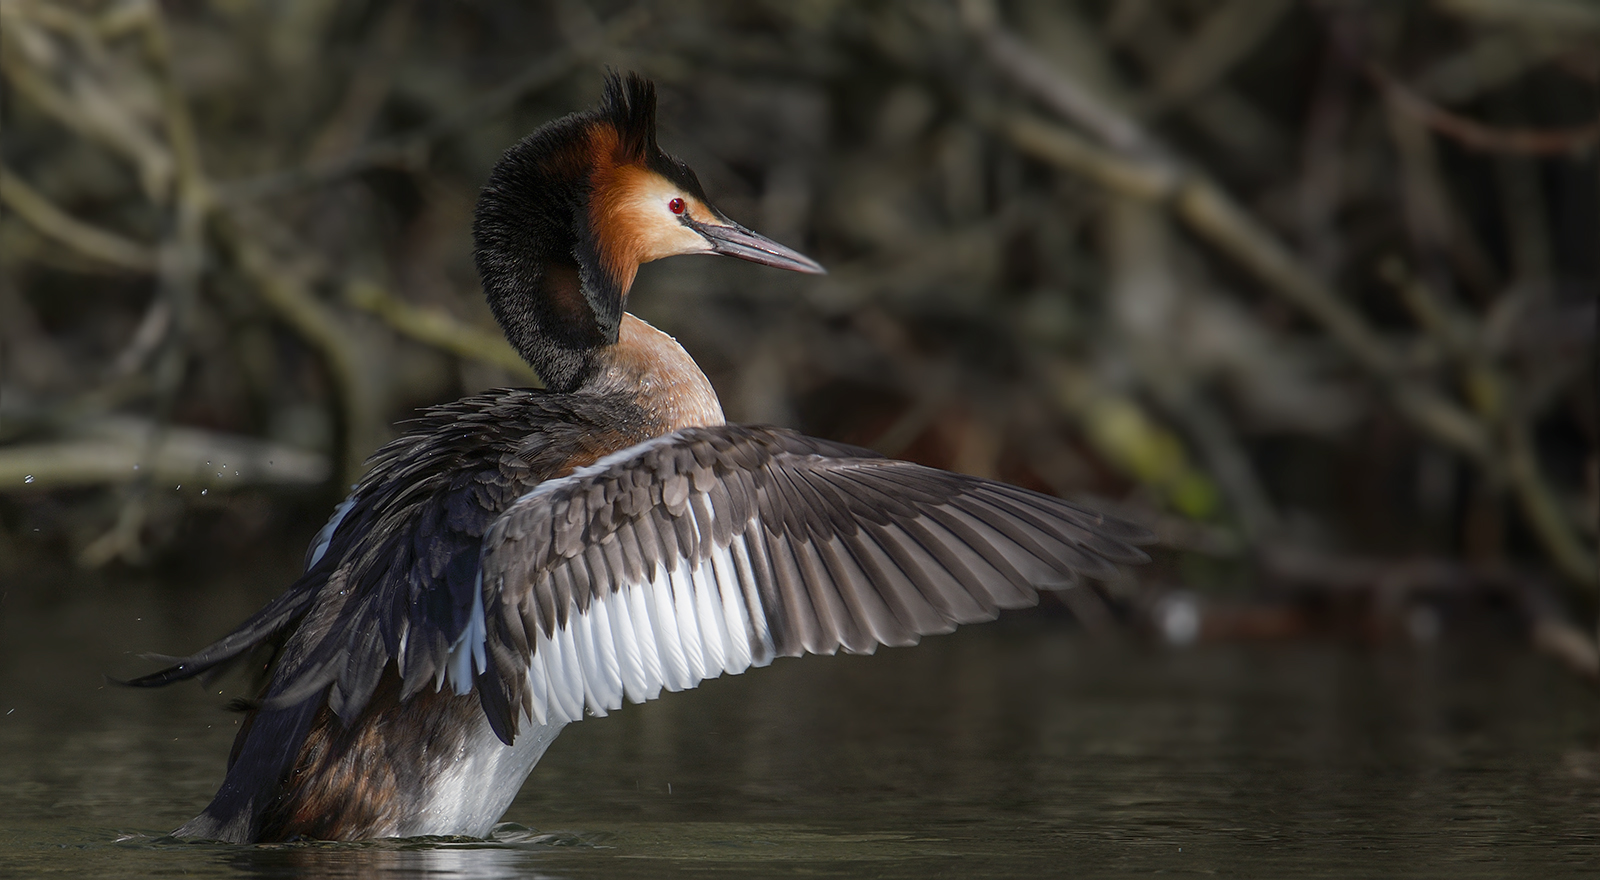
131 73 1152 843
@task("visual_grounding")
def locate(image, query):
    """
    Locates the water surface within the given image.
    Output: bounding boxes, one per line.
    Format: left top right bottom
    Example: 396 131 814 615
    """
2 552 1596 878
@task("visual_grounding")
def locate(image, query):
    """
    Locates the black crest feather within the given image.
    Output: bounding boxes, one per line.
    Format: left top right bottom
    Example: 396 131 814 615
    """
602 72 658 163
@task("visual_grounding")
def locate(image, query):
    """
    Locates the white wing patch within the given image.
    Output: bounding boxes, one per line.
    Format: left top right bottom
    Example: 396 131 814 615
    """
443 437 695 706
511 528 779 726
469 502 779 728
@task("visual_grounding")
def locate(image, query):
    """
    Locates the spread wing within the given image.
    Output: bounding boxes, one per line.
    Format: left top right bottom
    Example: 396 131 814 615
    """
468 425 1152 744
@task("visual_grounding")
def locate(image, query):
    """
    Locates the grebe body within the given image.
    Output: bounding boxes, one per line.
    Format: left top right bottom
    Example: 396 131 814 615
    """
133 74 1151 843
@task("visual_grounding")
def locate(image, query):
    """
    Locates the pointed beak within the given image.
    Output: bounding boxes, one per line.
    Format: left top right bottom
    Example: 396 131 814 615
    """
690 219 826 274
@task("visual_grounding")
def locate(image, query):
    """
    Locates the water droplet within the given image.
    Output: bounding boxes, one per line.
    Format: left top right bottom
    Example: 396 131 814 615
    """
23 475 34 484
133 464 140 471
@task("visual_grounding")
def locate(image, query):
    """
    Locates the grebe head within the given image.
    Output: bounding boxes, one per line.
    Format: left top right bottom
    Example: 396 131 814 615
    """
473 72 823 392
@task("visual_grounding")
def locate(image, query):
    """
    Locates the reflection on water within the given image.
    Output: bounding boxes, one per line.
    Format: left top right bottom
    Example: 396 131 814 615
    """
2 552 1597 878
127 831 593 880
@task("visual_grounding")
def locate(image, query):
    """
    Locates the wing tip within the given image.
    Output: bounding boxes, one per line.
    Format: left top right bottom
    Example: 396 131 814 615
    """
115 653 205 688
1109 520 1158 549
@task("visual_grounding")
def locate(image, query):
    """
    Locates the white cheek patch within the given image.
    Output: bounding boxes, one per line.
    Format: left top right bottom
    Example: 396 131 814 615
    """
618 177 713 262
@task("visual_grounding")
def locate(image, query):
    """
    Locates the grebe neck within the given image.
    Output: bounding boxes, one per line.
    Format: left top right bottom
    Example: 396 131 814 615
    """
582 312 725 431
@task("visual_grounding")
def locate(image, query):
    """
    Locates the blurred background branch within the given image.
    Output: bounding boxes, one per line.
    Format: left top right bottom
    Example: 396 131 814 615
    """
2 0 1595 665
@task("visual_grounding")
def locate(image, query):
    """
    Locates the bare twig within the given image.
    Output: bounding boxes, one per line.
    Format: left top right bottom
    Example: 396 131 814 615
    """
217 210 382 484
219 5 653 202
1108 0 1290 166
77 0 221 567
0 424 329 490
1322 4 1600 157
109 298 172 377
1000 114 1176 199
0 4 173 197
1104 195 1279 538
1376 64 1600 157
0 165 156 272
999 112 1495 463
1505 419 1599 590
1531 617 1600 682
961 0 1162 159
343 280 537 383
303 0 418 164
1414 32 1590 105
1145 0 1293 114
971 8 1597 594
1379 259 1596 590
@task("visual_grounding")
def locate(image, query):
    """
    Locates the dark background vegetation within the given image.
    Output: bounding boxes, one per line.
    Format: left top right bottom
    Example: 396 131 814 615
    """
1 0 1596 677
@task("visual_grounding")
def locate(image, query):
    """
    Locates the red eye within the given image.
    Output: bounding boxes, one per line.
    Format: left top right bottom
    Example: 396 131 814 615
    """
668 197 686 215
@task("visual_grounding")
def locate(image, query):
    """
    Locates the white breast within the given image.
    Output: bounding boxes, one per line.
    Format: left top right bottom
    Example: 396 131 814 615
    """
394 715 567 838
